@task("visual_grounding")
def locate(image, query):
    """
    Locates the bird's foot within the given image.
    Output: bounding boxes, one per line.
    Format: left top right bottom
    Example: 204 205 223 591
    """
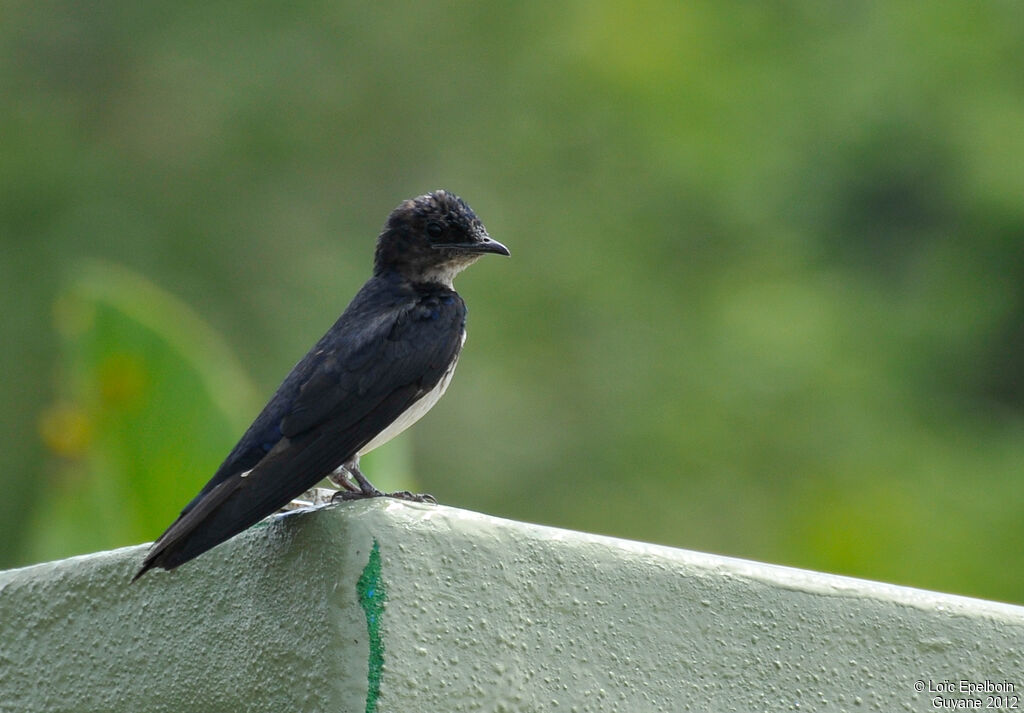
331 489 437 504
384 490 437 504
331 462 387 502
329 464 437 504
332 489 378 502
331 488 436 504
331 469 382 501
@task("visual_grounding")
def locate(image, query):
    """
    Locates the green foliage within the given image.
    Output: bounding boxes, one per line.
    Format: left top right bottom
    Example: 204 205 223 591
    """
2 2 1023 603
27 263 258 562
25 263 414 563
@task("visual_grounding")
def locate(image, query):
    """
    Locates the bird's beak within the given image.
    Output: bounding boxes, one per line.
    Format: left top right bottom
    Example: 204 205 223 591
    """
433 235 510 257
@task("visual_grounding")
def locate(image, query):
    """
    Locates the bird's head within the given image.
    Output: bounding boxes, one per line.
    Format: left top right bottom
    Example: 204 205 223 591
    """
374 190 509 287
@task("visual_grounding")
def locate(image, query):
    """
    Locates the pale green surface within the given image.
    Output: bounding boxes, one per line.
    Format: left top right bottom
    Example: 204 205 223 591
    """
2 501 1023 712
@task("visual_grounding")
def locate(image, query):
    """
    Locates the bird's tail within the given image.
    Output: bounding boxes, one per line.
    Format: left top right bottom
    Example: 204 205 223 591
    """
131 430 348 582
132 476 252 581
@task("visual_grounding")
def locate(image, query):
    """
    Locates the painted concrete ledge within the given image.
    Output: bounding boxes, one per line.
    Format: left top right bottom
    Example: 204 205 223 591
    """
1 501 1022 713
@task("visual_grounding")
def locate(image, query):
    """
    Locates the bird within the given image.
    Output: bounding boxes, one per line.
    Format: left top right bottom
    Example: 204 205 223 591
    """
133 190 509 581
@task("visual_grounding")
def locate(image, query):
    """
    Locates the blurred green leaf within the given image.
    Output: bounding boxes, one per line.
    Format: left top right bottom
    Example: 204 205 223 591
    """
27 262 260 562
25 261 417 564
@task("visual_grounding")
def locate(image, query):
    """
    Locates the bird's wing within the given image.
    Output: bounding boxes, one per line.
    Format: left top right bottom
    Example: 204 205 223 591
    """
135 291 466 577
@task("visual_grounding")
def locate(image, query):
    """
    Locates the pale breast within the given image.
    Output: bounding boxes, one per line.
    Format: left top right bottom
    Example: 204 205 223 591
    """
357 331 465 455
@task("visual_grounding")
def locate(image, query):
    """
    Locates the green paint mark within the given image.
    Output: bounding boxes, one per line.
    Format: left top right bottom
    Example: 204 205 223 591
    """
357 540 386 713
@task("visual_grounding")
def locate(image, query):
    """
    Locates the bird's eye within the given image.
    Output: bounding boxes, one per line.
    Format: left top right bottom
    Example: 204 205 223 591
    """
426 221 444 239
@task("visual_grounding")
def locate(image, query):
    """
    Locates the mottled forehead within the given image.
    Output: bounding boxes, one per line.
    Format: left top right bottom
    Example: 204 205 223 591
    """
402 190 482 230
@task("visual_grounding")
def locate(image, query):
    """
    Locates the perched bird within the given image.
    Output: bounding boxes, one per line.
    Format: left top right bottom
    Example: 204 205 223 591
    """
133 190 508 581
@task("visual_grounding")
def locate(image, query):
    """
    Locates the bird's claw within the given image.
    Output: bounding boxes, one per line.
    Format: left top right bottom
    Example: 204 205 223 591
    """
330 462 435 504
385 490 437 504
331 489 379 502
331 488 437 504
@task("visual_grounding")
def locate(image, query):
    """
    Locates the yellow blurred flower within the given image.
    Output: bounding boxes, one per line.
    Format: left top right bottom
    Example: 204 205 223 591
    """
38 403 93 459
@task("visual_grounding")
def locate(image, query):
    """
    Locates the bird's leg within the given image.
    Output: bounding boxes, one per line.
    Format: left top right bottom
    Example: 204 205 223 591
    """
330 458 437 504
331 459 384 501
349 464 385 497
327 464 360 492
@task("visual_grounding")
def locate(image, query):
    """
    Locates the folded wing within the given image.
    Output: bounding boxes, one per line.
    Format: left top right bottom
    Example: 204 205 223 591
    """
134 288 466 578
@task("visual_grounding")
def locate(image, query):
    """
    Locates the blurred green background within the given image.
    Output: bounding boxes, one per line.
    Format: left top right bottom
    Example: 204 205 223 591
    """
2 2 1023 604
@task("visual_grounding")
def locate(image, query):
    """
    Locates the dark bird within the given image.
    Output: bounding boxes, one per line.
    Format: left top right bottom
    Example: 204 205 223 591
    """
133 190 508 581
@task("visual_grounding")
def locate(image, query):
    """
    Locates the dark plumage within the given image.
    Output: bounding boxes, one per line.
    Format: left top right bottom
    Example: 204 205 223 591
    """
133 190 508 581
